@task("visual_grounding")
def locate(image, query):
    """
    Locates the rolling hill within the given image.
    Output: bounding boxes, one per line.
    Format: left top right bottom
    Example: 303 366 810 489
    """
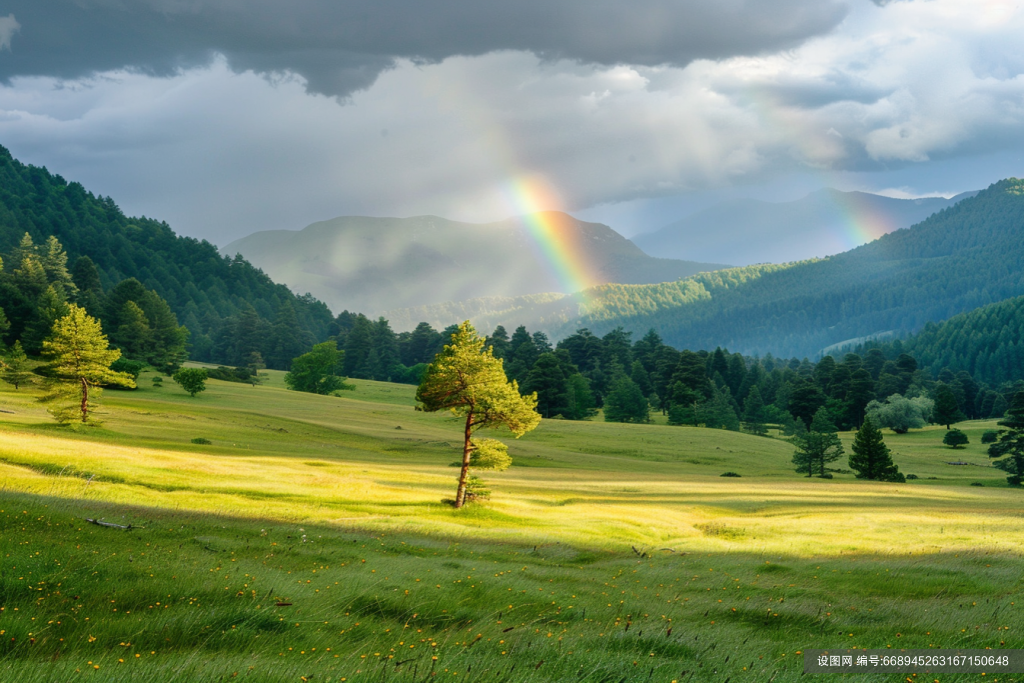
634 188 976 265
222 212 729 319
0 145 334 364
390 179 1024 358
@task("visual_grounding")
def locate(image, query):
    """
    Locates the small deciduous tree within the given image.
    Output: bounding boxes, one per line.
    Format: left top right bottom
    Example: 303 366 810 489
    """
39 304 135 423
942 428 969 449
285 341 352 394
173 368 208 397
865 394 933 434
849 417 904 482
416 322 540 508
988 391 1024 486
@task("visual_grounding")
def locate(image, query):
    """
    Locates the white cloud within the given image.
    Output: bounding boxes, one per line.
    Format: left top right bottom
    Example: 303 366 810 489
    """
0 0 1022 244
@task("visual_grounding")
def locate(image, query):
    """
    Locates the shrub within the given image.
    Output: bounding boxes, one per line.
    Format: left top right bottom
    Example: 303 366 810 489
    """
943 429 969 449
905 473 919 480
720 472 741 477
190 437 212 445
110 358 146 380
981 430 999 444
970 482 984 487
818 472 833 479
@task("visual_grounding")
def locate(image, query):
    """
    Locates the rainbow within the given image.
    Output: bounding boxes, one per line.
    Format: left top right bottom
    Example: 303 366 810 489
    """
502 176 601 294
831 189 904 250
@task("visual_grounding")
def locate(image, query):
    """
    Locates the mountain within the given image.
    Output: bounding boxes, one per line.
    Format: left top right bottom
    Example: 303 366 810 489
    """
222 212 729 319
389 179 1024 358
0 145 334 365
633 188 977 266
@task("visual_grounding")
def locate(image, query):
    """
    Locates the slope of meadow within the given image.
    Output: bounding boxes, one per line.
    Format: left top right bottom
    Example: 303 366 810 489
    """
2 373 1023 681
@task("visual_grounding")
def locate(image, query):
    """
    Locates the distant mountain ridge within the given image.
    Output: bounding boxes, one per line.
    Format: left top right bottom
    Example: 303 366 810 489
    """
634 188 977 265
389 179 1024 358
222 212 729 320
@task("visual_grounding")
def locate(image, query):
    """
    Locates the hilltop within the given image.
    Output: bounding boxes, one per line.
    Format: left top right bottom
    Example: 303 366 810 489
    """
634 187 976 265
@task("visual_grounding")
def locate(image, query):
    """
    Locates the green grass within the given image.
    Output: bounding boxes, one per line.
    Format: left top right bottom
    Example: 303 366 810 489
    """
2 373 1024 681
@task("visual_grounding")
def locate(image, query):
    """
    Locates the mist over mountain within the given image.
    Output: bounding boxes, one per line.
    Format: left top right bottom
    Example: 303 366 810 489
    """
222 212 728 321
633 188 977 266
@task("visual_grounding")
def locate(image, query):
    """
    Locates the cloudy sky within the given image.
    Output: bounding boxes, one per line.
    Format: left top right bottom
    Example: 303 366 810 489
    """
0 0 1022 244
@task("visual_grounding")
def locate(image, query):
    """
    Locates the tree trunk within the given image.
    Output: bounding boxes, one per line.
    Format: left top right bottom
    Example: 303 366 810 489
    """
80 377 89 423
454 412 474 508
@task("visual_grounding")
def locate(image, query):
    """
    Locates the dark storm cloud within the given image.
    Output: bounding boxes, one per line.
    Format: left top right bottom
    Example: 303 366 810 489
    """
0 0 849 96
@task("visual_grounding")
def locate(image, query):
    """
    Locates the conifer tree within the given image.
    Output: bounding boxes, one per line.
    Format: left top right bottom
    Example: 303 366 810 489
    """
416 322 540 508
932 382 965 429
39 304 135 423
522 352 568 418
988 391 1024 486
564 373 597 420
1 341 32 389
603 376 650 423
792 407 844 477
743 385 768 436
848 417 904 482
40 236 78 300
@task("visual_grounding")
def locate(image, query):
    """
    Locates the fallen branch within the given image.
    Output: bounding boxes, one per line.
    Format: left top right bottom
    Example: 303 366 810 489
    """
84 518 136 530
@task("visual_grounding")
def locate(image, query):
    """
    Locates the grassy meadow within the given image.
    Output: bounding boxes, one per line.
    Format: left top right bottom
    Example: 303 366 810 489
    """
1 369 1023 681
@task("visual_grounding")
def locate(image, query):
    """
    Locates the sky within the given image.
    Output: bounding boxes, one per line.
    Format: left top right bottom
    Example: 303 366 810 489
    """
0 0 1022 244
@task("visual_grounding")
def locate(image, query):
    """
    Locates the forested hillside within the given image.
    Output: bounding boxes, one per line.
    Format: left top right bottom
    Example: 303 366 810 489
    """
0 146 334 367
863 294 1024 387
407 179 1024 358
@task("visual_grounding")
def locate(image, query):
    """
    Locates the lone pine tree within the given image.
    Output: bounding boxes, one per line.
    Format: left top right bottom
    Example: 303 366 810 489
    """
849 416 904 482
416 321 540 508
39 304 135 423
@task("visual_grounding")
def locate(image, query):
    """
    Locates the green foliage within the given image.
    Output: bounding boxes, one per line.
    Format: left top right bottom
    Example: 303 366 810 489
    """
932 382 966 427
982 430 999 444
468 438 512 471
1 340 32 389
416 321 540 507
39 304 136 423
865 394 933 434
190 437 212 445
792 407 845 477
720 471 741 477
849 417 904 482
109 358 145 380
988 391 1024 486
284 341 353 395
943 429 969 449
742 385 768 435
172 368 208 398
602 376 650 423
